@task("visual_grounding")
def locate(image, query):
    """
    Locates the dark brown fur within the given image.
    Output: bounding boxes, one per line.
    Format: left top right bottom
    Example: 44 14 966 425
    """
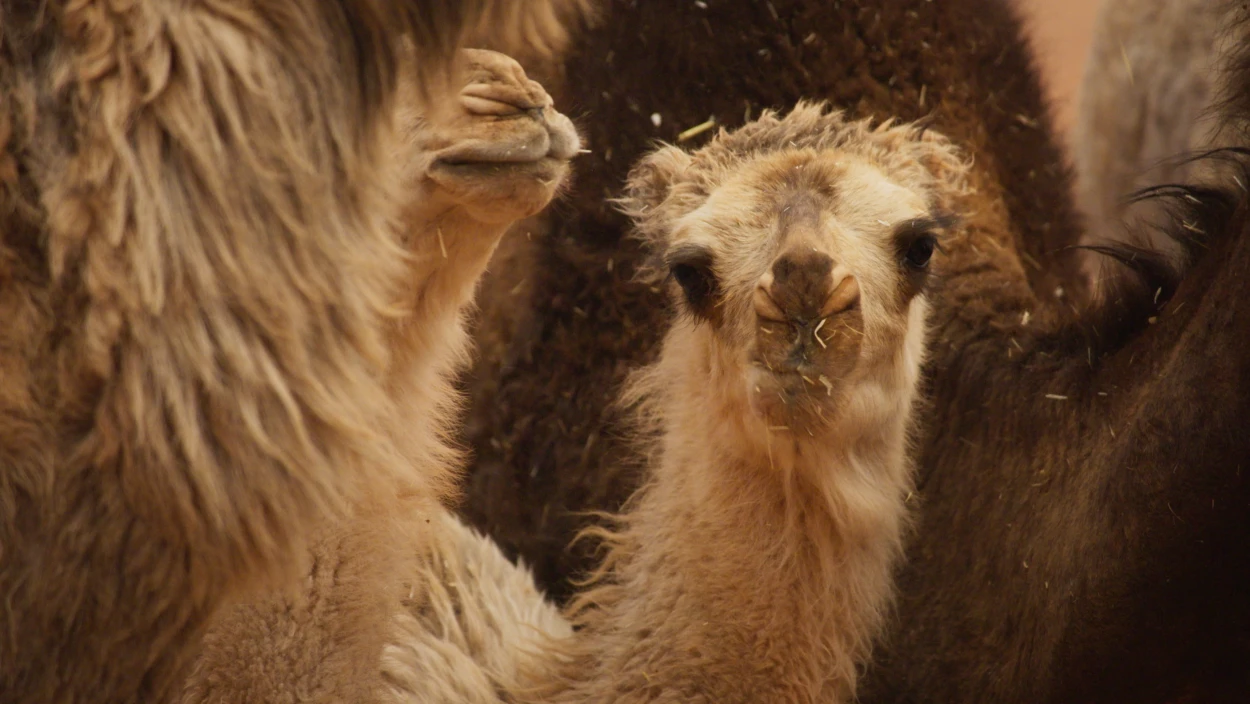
869 163 1250 703
461 0 1250 701
0 1 584 702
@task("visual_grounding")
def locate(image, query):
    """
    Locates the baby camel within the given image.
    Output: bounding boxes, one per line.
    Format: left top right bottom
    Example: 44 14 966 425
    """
394 103 968 703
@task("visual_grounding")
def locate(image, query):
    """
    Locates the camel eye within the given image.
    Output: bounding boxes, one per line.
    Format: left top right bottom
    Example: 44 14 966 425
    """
672 262 711 302
665 245 719 320
894 212 955 273
903 234 937 270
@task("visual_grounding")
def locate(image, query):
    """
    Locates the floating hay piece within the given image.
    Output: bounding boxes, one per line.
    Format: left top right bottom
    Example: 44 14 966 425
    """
813 317 828 348
677 117 717 142
1014 113 1038 129
1044 394 1069 401
818 375 833 397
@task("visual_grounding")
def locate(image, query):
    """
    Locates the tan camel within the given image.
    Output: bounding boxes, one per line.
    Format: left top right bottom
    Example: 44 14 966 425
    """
180 48 581 703
0 1 586 700
386 102 969 703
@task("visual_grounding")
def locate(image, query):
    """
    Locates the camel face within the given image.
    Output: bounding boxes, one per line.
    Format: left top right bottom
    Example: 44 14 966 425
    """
683 153 948 428
399 49 581 227
624 105 966 432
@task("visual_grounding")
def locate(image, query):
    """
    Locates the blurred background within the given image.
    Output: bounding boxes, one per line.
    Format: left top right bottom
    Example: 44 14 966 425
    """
1018 0 1101 140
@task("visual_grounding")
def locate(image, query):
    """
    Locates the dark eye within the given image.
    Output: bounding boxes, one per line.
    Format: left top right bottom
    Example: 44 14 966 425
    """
664 244 719 321
672 262 712 305
903 234 937 270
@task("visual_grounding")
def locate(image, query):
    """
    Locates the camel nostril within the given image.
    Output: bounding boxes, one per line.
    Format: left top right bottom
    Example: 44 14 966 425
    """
819 273 859 317
753 279 787 322
760 249 844 321
772 249 834 283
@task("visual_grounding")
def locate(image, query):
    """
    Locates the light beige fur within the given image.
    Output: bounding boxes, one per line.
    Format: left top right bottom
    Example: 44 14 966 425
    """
179 48 580 703
383 511 572 704
388 103 969 703
0 0 590 699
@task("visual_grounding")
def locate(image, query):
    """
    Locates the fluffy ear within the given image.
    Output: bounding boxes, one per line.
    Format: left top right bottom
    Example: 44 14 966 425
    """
616 144 696 280
618 145 695 224
912 127 972 210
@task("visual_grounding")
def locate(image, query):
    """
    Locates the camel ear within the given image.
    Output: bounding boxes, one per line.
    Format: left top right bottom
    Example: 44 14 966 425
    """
619 145 695 222
912 127 971 206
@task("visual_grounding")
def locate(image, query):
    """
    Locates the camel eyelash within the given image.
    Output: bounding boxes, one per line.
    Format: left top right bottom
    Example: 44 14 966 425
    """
663 243 721 319
892 212 957 254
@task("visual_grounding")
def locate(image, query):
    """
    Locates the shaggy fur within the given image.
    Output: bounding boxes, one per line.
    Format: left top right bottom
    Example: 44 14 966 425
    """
866 158 1250 704
531 105 965 703
392 103 969 703
0 1 585 702
458 0 1250 701
383 511 571 704
180 48 581 704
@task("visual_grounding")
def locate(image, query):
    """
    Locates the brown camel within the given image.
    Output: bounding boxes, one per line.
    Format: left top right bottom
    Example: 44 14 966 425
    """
1072 0 1235 274
458 1 1250 701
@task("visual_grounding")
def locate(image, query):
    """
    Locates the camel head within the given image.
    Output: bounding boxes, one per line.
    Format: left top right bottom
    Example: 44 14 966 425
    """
621 103 969 434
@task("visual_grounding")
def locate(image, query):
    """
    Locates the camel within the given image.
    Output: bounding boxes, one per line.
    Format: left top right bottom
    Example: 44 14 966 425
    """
180 47 582 703
1072 0 1235 270
457 0 1250 700
458 0 1084 605
6 0 1244 700
0 1 585 701
384 102 969 703
538 104 967 703
179 2 1250 693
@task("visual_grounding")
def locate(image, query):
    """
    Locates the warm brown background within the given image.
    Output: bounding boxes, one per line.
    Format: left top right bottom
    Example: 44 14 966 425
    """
1018 0 1102 139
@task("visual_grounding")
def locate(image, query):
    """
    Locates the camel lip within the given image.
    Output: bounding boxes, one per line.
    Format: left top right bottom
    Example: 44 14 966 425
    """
795 302 860 327
434 133 553 165
459 86 549 115
435 151 550 167
430 155 567 178
751 362 840 388
757 303 860 332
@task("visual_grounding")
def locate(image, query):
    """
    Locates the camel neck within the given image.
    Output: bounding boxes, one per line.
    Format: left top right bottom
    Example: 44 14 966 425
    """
569 344 916 703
